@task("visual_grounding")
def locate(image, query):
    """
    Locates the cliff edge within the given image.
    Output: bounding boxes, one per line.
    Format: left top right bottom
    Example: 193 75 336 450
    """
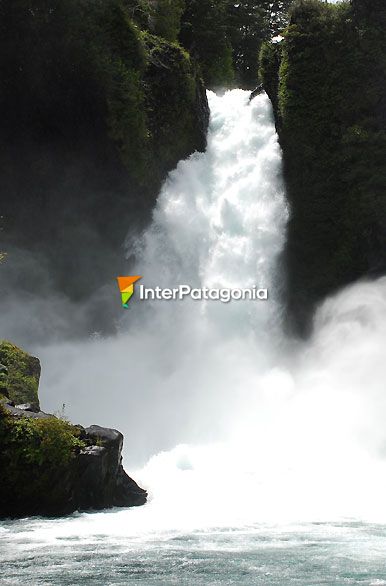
0 340 147 518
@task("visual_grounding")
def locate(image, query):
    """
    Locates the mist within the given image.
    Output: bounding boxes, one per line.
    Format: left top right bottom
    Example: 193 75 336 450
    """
3 90 386 525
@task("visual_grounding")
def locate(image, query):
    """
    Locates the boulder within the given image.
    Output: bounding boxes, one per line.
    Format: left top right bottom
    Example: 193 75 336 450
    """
2 403 52 419
73 425 147 510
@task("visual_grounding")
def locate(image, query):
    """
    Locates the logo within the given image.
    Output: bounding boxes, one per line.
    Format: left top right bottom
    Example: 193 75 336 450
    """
116 276 268 307
117 276 142 308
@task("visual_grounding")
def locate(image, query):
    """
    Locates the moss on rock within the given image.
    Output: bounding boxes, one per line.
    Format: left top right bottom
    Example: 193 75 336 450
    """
143 32 208 188
0 341 40 407
0 404 85 516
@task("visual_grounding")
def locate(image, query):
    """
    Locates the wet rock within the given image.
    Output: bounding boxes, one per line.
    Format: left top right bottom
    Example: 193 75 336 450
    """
73 425 147 511
15 402 40 413
249 83 264 102
2 403 52 419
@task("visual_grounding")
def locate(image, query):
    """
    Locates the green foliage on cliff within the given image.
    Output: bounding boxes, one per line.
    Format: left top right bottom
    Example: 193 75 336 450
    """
260 0 386 333
143 33 206 184
0 409 84 467
0 341 40 406
180 0 234 89
100 2 150 182
180 0 295 89
0 406 85 510
123 0 152 28
152 0 185 42
100 1 208 186
259 41 281 112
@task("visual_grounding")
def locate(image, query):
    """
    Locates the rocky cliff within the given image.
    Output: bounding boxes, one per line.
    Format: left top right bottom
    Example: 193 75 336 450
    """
0 341 147 518
260 0 386 335
0 0 209 336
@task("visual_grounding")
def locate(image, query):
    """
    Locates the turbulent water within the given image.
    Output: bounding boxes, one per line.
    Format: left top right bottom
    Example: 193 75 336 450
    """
2 90 386 584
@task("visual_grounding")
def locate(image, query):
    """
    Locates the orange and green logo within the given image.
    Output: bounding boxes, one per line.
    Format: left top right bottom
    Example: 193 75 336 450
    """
117 276 142 308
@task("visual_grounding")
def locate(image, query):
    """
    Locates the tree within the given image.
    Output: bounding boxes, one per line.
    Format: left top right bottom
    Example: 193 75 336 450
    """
151 0 185 42
180 0 294 89
268 0 295 36
225 1 269 87
179 0 234 89
225 0 295 87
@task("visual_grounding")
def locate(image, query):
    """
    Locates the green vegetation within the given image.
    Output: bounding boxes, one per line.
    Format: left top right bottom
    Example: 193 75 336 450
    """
152 0 185 42
0 405 85 511
0 408 84 467
0 365 7 402
122 0 186 40
180 0 234 89
0 0 206 190
124 0 296 89
179 0 295 89
143 32 207 183
259 41 281 113
260 0 386 333
0 341 40 406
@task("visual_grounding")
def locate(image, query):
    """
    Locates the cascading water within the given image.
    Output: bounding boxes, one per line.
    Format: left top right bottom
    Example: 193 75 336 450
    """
2 90 386 585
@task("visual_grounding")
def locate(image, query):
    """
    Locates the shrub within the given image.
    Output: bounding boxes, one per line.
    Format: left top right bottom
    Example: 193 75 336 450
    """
0 406 85 509
152 0 185 42
0 341 40 406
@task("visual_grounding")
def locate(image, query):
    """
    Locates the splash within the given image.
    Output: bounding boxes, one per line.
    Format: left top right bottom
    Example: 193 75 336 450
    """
35 90 386 527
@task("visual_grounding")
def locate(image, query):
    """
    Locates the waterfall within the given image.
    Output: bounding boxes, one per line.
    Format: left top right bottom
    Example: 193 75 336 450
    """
35 90 386 530
39 90 288 461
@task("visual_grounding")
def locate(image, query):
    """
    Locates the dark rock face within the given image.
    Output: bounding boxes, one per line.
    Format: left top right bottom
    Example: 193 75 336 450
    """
0 2 210 339
0 364 8 398
0 404 147 517
74 425 147 510
260 1 386 335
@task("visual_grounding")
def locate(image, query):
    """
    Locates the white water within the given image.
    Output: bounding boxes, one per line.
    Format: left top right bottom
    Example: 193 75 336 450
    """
3 90 386 584
37 89 386 525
